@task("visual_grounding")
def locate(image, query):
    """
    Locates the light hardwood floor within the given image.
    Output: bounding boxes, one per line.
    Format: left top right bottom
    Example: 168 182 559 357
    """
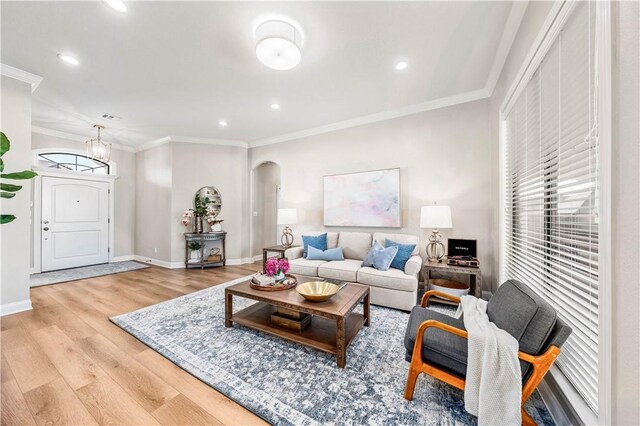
1 262 270 426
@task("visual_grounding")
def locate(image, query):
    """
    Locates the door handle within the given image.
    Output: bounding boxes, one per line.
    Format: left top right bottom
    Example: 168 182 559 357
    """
43 227 49 231
43 220 49 224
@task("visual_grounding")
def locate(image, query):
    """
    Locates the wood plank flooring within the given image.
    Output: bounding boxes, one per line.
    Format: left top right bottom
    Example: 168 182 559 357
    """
0 263 269 426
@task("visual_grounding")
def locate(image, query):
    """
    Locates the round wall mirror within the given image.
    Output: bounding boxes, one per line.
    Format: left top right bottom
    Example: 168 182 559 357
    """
194 186 222 218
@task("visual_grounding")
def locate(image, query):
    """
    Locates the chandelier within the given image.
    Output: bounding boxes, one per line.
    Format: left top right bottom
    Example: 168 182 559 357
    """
85 124 111 163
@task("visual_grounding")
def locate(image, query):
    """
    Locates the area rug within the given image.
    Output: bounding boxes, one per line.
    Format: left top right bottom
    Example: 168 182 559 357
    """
111 276 555 426
30 261 149 286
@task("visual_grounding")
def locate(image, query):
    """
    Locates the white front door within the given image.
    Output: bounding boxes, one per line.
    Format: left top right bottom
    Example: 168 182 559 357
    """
41 176 109 272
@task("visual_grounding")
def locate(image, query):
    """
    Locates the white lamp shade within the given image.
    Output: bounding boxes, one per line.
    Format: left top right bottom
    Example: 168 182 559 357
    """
420 206 452 229
277 208 298 225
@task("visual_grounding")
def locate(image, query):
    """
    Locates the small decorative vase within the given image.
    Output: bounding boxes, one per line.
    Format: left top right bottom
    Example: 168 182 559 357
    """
190 250 201 262
194 216 203 234
211 223 222 232
274 271 285 281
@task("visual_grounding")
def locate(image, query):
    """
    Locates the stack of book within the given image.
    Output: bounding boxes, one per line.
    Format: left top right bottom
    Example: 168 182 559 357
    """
252 273 276 286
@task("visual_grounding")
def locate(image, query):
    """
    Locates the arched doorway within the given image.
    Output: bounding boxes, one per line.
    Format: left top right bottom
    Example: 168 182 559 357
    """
251 161 281 256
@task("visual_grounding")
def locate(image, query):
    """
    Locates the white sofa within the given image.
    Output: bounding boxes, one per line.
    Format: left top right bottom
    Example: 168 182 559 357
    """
284 231 422 311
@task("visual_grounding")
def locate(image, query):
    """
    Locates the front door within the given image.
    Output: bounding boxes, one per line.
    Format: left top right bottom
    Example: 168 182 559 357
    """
41 176 109 272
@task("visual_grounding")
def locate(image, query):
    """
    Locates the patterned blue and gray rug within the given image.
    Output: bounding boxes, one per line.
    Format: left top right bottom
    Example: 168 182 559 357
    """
111 276 555 426
31 260 149 286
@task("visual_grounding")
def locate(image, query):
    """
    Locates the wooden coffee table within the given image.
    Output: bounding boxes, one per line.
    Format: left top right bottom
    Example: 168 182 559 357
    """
225 277 370 368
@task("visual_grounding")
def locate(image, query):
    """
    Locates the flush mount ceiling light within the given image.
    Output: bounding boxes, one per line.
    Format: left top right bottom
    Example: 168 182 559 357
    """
255 20 302 71
218 120 228 127
104 0 127 12
270 103 281 110
395 61 408 71
57 53 79 65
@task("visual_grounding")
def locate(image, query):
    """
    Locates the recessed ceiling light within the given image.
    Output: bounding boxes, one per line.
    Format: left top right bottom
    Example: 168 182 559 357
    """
255 20 302 71
57 54 79 66
395 61 408 71
104 0 127 12
218 120 228 127
271 104 280 110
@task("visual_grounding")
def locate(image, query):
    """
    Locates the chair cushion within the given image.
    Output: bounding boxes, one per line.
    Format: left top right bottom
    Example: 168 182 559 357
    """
404 306 468 378
288 258 327 276
302 234 327 258
488 280 557 356
357 266 417 292
317 259 362 282
338 232 373 260
373 233 420 256
362 241 398 271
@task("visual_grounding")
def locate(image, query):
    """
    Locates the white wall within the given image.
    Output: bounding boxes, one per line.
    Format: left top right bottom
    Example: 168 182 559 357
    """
251 162 281 254
30 133 136 259
170 142 249 263
249 99 495 290
0 76 33 313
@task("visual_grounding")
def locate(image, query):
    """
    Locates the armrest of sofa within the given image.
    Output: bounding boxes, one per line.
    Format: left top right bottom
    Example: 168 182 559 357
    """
404 255 423 277
285 246 304 260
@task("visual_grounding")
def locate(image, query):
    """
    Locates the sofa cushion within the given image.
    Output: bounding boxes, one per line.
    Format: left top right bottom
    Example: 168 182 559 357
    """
373 233 419 256
338 232 373 260
357 266 417 292
362 241 398 271
404 306 468 377
289 258 327 277
302 234 327 258
307 246 345 261
385 238 417 271
488 280 557 356
318 259 362 282
293 232 339 249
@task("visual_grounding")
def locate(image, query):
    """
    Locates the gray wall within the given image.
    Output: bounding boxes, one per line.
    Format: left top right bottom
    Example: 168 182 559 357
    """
31 133 136 259
252 162 281 255
1 76 33 309
249 99 495 290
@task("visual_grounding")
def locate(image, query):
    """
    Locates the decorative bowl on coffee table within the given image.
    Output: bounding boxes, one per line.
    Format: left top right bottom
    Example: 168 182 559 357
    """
296 281 340 302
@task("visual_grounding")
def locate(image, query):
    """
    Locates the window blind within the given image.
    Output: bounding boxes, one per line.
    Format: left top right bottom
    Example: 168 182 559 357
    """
502 2 599 413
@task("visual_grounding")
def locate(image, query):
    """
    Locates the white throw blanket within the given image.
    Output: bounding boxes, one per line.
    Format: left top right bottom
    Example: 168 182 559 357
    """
459 295 522 425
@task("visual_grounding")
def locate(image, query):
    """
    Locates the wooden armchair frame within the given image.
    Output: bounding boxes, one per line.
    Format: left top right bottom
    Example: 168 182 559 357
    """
404 290 561 426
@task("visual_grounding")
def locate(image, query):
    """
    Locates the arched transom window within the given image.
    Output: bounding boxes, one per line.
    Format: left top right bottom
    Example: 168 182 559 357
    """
37 152 110 174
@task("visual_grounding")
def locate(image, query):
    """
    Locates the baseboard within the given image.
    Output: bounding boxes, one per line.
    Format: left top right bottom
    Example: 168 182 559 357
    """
133 255 183 269
113 255 135 262
0 299 33 316
226 257 258 266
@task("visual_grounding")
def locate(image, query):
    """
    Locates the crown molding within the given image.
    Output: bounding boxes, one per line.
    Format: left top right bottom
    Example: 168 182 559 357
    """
249 88 490 148
0 63 43 92
135 136 172 152
485 1 529 95
31 125 137 152
169 135 248 149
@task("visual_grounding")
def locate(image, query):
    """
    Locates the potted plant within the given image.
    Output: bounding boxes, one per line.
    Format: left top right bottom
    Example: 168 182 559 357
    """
188 240 202 262
1 132 37 224
264 258 290 281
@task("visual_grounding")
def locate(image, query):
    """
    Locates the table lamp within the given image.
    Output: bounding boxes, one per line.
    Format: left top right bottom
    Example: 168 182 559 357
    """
420 205 452 262
277 208 298 248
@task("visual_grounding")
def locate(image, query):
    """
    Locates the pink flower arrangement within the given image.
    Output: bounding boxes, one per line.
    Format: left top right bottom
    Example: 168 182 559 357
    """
181 209 195 226
265 258 290 278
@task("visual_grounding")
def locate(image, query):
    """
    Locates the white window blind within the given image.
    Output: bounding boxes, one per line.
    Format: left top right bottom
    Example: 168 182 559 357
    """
502 2 599 413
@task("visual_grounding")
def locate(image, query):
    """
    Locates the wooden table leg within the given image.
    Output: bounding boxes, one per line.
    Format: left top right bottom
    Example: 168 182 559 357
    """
364 292 370 327
336 317 346 368
225 292 233 327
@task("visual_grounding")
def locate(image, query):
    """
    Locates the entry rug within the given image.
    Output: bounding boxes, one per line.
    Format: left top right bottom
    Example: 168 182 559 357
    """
30 261 149 286
111 276 555 426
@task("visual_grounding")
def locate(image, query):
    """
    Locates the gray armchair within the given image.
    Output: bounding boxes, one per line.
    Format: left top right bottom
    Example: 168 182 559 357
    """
403 279 572 426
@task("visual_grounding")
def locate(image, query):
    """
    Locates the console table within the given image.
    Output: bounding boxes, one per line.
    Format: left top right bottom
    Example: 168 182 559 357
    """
423 260 482 304
184 232 226 269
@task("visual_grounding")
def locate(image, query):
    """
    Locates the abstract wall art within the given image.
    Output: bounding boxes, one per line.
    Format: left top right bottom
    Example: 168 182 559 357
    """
323 168 400 227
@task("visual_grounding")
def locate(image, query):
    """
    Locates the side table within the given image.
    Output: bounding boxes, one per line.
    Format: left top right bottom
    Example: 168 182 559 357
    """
423 260 482 304
185 232 227 269
262 244 300 272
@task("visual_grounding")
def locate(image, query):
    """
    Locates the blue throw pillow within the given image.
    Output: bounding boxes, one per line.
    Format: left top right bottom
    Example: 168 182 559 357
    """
302 233 328 258
362 240 398 271
307 246 345 261
385 238 417 270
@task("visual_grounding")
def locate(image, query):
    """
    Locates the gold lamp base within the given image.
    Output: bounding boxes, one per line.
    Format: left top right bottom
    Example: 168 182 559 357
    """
426 230 445 262
281 226 294 248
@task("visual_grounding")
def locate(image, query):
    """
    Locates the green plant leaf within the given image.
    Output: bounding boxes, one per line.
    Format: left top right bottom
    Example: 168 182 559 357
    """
0 133 9 158
1 170 37 180
0 214 16 224
0 159 4 172
0 183 22 192
0 192 15 199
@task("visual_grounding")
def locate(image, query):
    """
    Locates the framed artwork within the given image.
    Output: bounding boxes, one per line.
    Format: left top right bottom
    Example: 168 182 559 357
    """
323 168 400 227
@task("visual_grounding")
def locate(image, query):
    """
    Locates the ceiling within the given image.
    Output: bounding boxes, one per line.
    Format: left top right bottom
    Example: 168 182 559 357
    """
1 1 521 148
